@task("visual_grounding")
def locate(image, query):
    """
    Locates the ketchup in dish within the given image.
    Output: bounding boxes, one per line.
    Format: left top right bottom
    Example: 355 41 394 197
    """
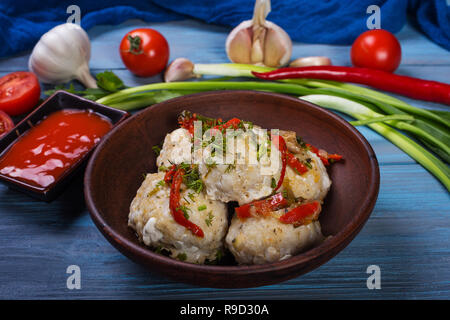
0 109 112 188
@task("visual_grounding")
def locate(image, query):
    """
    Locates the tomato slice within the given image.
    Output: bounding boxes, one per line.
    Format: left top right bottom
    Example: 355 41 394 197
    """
0 72 41 116
0 110 14 139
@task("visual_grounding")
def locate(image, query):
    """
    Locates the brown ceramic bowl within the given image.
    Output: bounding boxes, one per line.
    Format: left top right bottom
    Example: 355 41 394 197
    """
0 91 128 201
84 91 379 288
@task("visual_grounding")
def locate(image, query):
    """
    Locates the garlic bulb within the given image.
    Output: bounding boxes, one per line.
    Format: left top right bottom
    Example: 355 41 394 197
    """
28 23 97 88
225 0 292 67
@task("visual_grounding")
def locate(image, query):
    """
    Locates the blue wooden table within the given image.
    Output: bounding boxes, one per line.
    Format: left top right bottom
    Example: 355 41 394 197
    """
0 19 448 300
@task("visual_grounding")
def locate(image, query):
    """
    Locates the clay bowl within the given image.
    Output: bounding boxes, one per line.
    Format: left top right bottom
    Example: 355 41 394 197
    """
84 90 379 288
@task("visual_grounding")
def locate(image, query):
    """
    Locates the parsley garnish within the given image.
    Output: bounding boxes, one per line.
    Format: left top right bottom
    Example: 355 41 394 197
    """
176 253 187 261
152 145 162 156
304 158 313 169
177 205 191 219
271 177 277 189
205 211 214 227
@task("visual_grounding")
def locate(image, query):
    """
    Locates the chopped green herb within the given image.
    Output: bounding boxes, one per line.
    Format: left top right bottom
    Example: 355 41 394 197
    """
152 145 162 156
187 193 196 201
148 180 166 197
304 158 313 169
296 136 307 149
205 211 214 227
182 164 204 193
156 180 166 187
271 177 277 189
198 204 207 211
158 165 169 172
177 205 191 219
216 249 223 261
154 246 163 254
176 253 187 261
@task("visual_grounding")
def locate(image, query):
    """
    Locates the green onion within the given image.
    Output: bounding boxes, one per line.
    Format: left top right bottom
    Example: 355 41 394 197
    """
350 115 414 126
300 95 450 191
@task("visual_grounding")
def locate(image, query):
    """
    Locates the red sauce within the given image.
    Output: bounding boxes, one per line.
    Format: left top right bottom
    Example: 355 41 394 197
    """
0 109 112 188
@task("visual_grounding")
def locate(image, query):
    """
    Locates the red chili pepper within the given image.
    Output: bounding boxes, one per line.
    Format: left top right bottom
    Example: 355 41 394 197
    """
286 153 309 175
169 168 204 238
252 66 450 105
271 134 287 192
306 143 343 166
279 201 321 226
236 193 288 219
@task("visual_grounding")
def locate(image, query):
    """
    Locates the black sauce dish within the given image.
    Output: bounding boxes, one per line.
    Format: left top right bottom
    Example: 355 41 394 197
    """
0 91 128 201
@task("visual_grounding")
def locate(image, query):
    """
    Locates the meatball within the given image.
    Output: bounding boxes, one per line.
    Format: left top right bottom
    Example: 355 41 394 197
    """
198 127 280 205
282 151 331 202
157 128 192 168
225 212 324 265
278 130 331 202
128 172 228 264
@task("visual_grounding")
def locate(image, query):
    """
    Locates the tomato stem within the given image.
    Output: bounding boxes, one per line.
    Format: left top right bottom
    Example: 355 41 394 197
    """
127 35 143 55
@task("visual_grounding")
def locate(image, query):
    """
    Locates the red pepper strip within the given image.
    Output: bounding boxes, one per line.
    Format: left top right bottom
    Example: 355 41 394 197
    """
236 193 288 219
306 143 342 166
169 168 204 238
164 164 177 184
178 113 197 135
252 66 450 105
328 153 343 163
279 201 321 226
213 117 241 131
271 134 288 192
286 153 309 175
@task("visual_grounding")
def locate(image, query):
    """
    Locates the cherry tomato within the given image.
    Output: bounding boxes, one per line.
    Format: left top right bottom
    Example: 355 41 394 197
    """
0 71 41 116
0 110 14 139
119 28 170 77
351 29 402 73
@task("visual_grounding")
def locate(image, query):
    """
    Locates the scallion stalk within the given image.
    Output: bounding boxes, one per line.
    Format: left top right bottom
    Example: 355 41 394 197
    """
300 94 450 191
96 81 314 106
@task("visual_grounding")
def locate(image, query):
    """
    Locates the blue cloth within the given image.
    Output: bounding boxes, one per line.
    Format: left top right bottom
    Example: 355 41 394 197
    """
0 0 448 58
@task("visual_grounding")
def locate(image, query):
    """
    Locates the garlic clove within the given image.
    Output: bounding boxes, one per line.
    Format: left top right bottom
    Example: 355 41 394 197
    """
289 56 332 67
164 58 199 82
225 21 253 65
263 22 292 67
225 0 292 67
